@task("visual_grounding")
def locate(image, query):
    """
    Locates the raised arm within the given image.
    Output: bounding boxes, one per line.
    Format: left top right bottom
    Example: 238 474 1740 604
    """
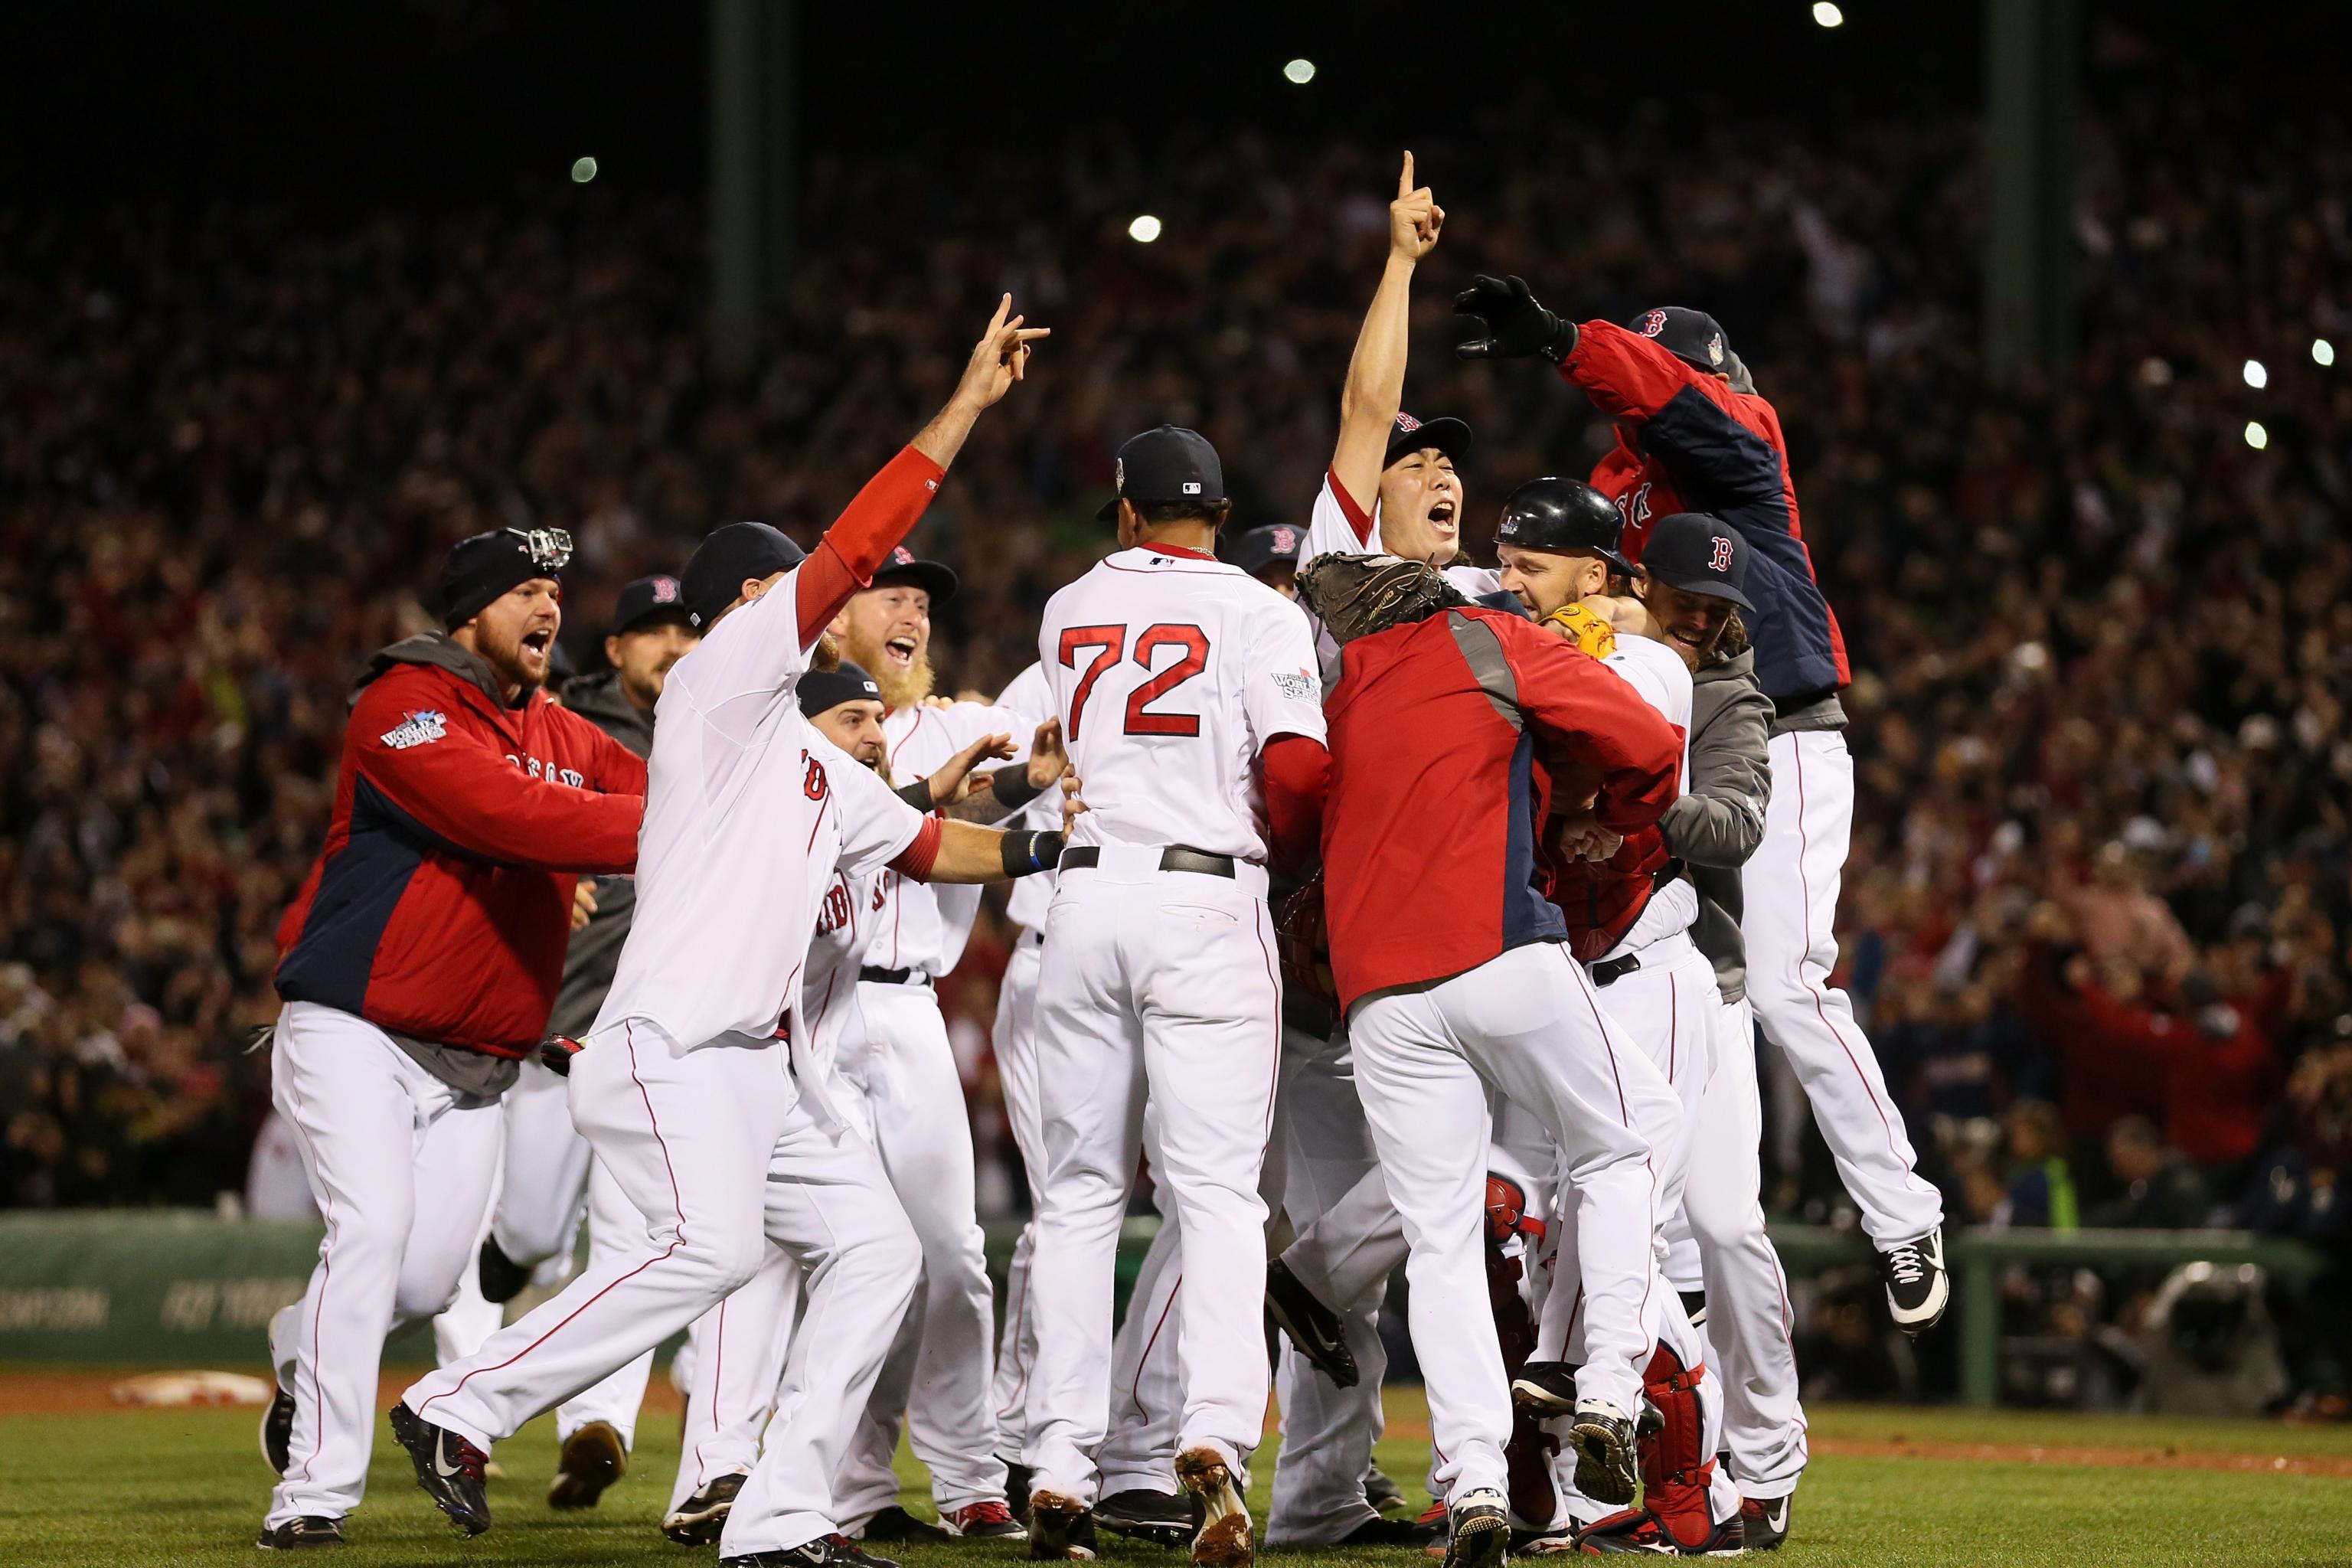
794 297 1050 644
1329 153 1443 522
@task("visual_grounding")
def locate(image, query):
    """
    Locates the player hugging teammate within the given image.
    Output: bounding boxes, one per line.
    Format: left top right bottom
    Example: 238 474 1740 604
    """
249 162 1942 1568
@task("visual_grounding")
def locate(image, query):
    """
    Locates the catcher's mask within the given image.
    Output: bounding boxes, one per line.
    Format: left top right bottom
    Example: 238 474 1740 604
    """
1297 553 1471 645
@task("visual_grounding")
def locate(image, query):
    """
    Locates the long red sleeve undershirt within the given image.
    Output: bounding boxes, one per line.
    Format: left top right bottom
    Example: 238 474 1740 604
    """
1261 733 1331 875
795 446 949 645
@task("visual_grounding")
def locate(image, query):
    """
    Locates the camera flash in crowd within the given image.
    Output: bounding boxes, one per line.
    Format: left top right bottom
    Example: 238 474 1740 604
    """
2244 420 2269 450
571 157 598 184
2315 338 2337 368
1128 214 1163 243
1283 58 1316 84
1813 2 1845 27
2242 358 2267 390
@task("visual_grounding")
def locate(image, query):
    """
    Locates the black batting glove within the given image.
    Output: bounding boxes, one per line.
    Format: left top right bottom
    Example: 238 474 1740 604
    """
1453 274 1577 363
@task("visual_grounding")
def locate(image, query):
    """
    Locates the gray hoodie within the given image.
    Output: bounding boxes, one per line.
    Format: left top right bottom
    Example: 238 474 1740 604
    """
546 668 657 1037
1658 639 1772 1001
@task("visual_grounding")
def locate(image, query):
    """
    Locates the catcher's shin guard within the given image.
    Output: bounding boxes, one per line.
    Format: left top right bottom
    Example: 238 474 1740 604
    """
1638 1340 1720 1552
1485 1174 1557 1528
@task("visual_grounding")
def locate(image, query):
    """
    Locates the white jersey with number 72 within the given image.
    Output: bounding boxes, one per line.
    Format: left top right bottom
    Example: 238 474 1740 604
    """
1037 544 1326 861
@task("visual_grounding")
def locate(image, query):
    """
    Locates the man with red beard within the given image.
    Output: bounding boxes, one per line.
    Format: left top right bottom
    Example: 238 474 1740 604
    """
825 551 1067 1543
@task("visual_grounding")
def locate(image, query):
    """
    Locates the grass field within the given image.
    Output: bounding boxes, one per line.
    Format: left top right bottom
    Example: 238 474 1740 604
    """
4 1375 2350 1568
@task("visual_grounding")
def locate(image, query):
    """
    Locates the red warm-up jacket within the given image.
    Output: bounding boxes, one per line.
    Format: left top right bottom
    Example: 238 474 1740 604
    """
274 636 647 1055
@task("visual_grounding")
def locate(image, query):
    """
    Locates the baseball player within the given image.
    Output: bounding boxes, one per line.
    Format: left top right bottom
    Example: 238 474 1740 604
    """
659 660 1028 1548
256 527 648 1550
825 550 1066 1543
1454 276 1949 1331
390 302 1048 1568
429 572 702 1511
1023 426 1331 1567
1286 553 1684 1568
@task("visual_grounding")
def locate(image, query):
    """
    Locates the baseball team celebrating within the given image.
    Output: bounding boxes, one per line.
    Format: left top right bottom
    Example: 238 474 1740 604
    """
252 156 1949 1566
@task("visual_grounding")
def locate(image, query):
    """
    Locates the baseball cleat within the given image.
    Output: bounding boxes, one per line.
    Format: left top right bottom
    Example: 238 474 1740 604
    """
943 1500 1028 1540
388 1401 490 1535
1416 1499 1450 1559
663 1471 747 1546
1881 1227 1949 1335
1517 1527 1583 1555
1338 1515 1442 1547
477 1234 532 1304
1511 1360 1580 1416
723 1537 900 1568
1264 1260 1357 1387
1004 1462 1035 1524
1027 1491 1099 1561
260 1380 296 1476
861 1505 950 1542
1567 1399 1641 1508
1175 1447 1253 1568
1365 1463 1408 1516
255 1515 345 1550
1736 1495 1790 1551
547 1419 627 1510
1573 1506 1746 1556
1095 1487 1194 1547
1439 1488 1511 1568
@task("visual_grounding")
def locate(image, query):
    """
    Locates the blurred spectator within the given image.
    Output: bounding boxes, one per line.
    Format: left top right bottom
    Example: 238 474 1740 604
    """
2089 1116 2213 1230
2001 1100 2079 1230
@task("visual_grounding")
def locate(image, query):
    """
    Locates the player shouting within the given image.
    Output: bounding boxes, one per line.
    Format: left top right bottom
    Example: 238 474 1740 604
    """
1455 275 1950 1333
391 300 1049 1568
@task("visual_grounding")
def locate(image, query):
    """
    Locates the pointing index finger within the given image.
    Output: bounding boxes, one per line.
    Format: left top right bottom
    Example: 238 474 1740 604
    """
1398 151 1414 199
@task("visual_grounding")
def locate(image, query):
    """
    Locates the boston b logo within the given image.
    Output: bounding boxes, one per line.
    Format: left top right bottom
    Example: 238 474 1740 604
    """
1709 536 1735 572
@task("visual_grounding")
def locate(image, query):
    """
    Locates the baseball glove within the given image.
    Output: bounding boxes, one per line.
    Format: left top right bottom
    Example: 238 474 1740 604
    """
1543 602 1617 658
1296 553 1470 645
1275 872 1338 1010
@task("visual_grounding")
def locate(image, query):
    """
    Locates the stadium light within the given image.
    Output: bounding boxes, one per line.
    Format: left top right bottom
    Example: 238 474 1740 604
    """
1283 58 1316 84
571 157 598 184
2315 338 2337 368
1812 2 1844 26
1129 214 1163 243
2138 357 2173 387
2242 358 2268 389
2244 420 2269 450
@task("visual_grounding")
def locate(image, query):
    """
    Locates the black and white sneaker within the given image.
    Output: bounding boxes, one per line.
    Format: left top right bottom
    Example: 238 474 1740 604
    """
1509 1360 1580 1417
1027 1492 1100 1561
256 1515 345 1550
259 1380 296 1476
1881 1227 1949 1335
1364 1463 1406 1516
724 1537 900 1568
664 1471 747 1546
1567 1399 1641 1508
1739 1493 1792 1550
1095 1488 1193 1547
1265 1259 1358 1388
860 1506 949 1543
388 1402 491 1535
1439 1488 1510 1568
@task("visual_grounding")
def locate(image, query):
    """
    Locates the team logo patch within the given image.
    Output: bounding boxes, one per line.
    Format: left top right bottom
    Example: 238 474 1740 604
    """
1639 309 1668 338
1705 332 1724 367
380 710 447 750
1113 457 1125 492
1394 412 1422 434
1709 536 1735 571
1271 526 1297 553
651 575 679 603
890 546 916 566
1272 668 1320 702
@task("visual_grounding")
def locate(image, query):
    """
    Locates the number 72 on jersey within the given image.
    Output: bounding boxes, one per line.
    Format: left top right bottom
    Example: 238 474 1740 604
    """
1058 622 1210 739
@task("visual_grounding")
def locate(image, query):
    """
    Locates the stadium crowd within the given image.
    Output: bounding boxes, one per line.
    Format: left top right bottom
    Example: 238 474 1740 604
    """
1 44 2346 1405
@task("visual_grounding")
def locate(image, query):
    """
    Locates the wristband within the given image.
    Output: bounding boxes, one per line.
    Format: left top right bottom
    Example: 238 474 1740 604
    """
896 779 938 814
989 766 1051 811
999 829 1066 879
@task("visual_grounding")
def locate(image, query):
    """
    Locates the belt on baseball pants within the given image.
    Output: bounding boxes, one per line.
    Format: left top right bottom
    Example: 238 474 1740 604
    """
1587 952 1642 988
1057 844 1235 878
859 966 933 986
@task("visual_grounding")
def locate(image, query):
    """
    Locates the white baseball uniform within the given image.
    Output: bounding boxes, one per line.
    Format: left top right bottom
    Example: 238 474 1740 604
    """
1023 544 1325 1504
1742 728 1942 1250
835 699 1034 1525
985 663 1059 1472
400 572 927 1560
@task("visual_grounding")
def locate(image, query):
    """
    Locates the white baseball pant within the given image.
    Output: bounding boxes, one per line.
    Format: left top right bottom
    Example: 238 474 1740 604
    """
1024 848 1280 1503
1662 998 1807 1499
668 1246 803 1515
433 1173 508 1370
400 1022 919 1557
835 979 1007 1523
549 1154 659 1449
488 1057 595 1268
989 930 1047 1468
1348 940 1676 1504
1096 1172 1182 1499
1741 730 1943 1250
263 1001 502 1530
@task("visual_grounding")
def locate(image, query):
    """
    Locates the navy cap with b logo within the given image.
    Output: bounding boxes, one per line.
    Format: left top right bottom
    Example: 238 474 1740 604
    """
1223 523 1305 580
1096 426 1226 522
609 573 692 637
1629 306 1732 373
871 544 959 607
1642 512 1754 610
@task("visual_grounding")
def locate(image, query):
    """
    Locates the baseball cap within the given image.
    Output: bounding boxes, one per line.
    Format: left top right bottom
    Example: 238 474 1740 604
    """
436 527 572 629
609 573 692 637
1095 426 1226 522
1223 523 1305 581
1494 477 1632 575
1627 307 1732 373
1383 410 1474 470
797 660 884 719
871 544 958 607
1642 512 1754 611
681 521 806 628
